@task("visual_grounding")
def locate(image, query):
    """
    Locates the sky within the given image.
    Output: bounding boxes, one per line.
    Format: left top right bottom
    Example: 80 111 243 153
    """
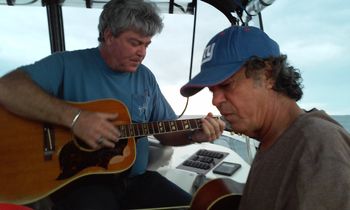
0 0 349 116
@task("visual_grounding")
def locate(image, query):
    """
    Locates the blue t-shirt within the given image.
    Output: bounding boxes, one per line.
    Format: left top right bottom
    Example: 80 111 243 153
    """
22 47 177 176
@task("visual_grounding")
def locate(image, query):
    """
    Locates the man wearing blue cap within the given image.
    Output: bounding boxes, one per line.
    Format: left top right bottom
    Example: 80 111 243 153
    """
0 0 225 209
181 26 350 210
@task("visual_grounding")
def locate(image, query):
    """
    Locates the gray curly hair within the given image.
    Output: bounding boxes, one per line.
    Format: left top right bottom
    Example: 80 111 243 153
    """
98 0 163 42
244 55 304 101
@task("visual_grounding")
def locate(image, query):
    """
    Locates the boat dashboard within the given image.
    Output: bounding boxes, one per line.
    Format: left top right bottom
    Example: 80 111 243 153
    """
147 132 256 195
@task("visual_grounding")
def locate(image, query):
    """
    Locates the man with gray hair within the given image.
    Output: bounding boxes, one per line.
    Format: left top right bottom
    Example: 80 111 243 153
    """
0 0 225 209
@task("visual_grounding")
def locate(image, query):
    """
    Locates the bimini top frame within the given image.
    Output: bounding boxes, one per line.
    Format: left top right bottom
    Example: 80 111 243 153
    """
0 0 275 53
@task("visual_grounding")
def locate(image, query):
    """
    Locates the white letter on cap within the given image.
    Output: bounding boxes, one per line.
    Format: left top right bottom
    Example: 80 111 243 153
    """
202 43 215 64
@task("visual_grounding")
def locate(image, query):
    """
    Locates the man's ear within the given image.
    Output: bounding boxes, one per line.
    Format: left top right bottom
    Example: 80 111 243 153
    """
103 28 113 45
266 77 275 89
263 63 275 89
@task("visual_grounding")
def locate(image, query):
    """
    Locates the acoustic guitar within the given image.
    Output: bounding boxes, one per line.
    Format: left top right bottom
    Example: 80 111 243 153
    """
128 178 242 210
0 99 207 205
190 178 242 210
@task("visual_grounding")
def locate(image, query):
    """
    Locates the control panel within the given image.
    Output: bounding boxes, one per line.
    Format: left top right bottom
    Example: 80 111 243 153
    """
176 149 229 174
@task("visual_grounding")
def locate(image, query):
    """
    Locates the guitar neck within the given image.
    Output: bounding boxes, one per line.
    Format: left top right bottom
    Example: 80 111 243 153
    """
117 118 204 138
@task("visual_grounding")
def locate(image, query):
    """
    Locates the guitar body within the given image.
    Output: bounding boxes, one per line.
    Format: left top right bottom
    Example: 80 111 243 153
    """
0 99 136 205
190 178 242 210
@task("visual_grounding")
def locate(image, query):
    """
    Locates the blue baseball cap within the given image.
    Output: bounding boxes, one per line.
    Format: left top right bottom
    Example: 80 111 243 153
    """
180 26 280 97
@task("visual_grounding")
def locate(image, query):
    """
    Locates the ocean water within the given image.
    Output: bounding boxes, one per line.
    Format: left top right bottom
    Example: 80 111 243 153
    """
216 115 350 164
331 115 350 132
208 115 350 164
182 115 350 132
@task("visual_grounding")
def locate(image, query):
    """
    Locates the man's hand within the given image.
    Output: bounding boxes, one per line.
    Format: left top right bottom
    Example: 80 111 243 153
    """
71 110 121 149
190 112 226 143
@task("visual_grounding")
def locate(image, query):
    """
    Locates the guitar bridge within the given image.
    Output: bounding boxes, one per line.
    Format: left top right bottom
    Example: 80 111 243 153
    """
43 124 55 160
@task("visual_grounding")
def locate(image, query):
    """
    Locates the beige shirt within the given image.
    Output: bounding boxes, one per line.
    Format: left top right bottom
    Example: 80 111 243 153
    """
239 109 350 210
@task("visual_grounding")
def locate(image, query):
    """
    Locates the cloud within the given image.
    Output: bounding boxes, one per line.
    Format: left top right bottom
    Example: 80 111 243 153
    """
63 7 101 50
161 84 219 116
0 6 51 74
144 5 231 85
261 0 350 115
283 40 343 69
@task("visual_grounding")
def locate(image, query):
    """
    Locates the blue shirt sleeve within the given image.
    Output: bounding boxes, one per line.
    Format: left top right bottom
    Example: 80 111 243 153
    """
21 52 65 96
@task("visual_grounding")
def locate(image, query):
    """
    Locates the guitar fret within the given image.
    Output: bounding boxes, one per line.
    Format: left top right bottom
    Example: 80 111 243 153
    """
127 125 132 137
169 121 177 132
128 125 134 137
183 120 192 130
197 119 203 129
190 119 199 129
148 122 154 134
124 125 129 138
142 123 149 135
176 120 184 131
132 124 138 137
116 117 212 138
158 122 165 133
164 121 171 133
137 124 144 136
152 122 159 134
118 125 127 138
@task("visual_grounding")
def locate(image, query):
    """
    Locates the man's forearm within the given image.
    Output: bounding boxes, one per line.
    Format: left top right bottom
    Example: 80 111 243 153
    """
0 69 79 128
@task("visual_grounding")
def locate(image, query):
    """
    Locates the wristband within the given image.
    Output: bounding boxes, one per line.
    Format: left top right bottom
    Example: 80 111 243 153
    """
70 110 81 129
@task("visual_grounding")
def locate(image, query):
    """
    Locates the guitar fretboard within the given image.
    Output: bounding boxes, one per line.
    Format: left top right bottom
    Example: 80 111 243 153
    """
117 118 203 138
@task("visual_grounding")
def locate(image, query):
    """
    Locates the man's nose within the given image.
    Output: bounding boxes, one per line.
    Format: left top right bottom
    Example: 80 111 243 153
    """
212 89 226 107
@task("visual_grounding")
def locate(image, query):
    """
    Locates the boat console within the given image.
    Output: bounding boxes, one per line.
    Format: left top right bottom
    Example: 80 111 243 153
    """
148 134 252 194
